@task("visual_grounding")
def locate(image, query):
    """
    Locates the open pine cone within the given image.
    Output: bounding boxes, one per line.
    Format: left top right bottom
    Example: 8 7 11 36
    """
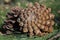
2 2 55 37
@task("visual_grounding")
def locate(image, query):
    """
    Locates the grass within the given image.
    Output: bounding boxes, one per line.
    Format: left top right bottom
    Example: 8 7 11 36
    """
0 30 58 40
0 0 60 40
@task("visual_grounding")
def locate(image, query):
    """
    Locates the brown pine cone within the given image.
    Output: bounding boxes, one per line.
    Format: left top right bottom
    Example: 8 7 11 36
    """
2 2 55 37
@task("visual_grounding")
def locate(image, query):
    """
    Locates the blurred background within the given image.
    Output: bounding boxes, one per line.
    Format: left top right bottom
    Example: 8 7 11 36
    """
0 0 60 40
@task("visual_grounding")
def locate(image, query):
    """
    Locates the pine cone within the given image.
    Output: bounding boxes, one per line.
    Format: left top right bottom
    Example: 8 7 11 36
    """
2 2 55 37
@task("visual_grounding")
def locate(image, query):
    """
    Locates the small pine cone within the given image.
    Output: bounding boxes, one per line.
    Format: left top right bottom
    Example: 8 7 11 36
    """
2 2 55 37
